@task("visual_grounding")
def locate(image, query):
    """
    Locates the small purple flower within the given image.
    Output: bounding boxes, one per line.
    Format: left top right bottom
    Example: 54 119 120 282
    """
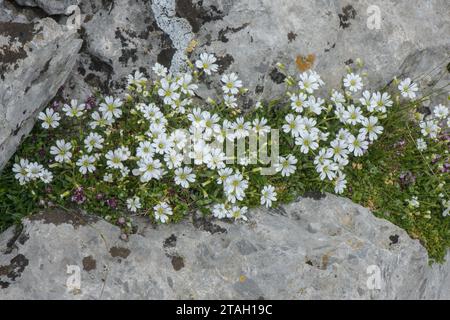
118 217 126 225
71 187 86 205
441 162 450 173
85 96 96 110
106 198 118 209
120 233 128 241
95 193 104 201
399 171 416 189
51 101 61 111
431 154 442 164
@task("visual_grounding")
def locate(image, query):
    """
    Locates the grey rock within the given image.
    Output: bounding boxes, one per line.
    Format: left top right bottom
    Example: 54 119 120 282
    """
1 194 449 299
14 0 78 15
0 18 82 170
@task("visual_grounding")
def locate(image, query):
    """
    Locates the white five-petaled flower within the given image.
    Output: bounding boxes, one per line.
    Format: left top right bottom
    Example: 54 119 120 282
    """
348 133 369 157
334 174 347 194
12 158 30 185
275 154 297 177
99 96 122 119
76 155 96 174
398 78 418 99
416 138 427 151
433 104 448 119
126 196 141 212
153 202 173 223
224 172 248 203
158 78 180 105
177 73 198 96
84 132 104 153
360 116 383 141
344 104 364 126
282 114 302 137
212 203 230 219
152 63 168 77
50 139 72 163
174 167 196 188
295 131 319 154
195 53 218 75
38 108 60 129
229 205 248 221
63 99 85 118
298 71 323 94
221 73 242 95
39 169 53 184
343 73 363 92
260 185 277 208
90 111 113 129
419 120 439 139
290 93 307 113
133 157 163 182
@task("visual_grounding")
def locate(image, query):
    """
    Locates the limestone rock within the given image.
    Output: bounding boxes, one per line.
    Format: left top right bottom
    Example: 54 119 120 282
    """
1 194 449 299
14 0 78 15
0 18 82 170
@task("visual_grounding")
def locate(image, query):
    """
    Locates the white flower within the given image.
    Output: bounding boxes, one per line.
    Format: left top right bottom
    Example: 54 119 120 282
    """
153 202 173 223
298 71 323 94
290 93 307 113
224 172 248 203
442 200 450 217
177 73 198 96
152 134 173 155
50 139 72 163
202 111 221 136
229 205 248 221
329 139 349 161
398 78 418 99
89 111 113 129
170 129 188 150
12 158 30 185
204 148 226 170
164 150 184 169
212 203 230 219
195 53 218 75
314 148 333 166
407 196 420 208
127 196 141 212
295 131 319 154
419 120 439 139
359 90 373 110
174 167 196 188
261 185 277 208
371 91 392 113
282 114 302 137
152 63 168 77
416 138 427 151
133 157 163 182
39 169 53 184
26 161 43 179
105 149 125 169
305 96 324 115
76 155 96 174
99 96 122 119
221 73 242 95
252 117 271 134
223 94 238 108
331 90 345 104
334 174 347 194
127 70 147 87
217 167 233 185
275 154 297 177
158 78 180 105
38 108 60 129
188 107 204 128
348 133 369 157
84 132 104 153
103 173 113 182
343 73 363 92
344 105 364 125
232 117 251 139
360 116 383 141
62 99 85 118
316 159 338 181
433 104 448 119
136 141 155 159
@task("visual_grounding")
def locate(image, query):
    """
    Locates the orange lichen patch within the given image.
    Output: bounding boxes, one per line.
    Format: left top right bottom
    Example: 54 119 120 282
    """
295 54 316 72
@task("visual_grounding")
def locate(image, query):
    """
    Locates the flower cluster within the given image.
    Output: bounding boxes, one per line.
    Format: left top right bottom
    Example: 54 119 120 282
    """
13 53 449 224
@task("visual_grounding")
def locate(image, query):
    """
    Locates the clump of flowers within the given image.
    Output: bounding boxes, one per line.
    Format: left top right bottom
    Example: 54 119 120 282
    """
7 53 450 228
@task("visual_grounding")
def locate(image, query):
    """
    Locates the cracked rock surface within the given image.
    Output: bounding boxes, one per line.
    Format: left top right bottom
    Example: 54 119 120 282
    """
0 16 82 170
1 194 449 299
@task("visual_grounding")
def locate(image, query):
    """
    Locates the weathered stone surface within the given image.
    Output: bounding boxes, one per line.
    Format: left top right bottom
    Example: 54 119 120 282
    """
1 194 449 299
14 0 78 15
0 17 82 170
